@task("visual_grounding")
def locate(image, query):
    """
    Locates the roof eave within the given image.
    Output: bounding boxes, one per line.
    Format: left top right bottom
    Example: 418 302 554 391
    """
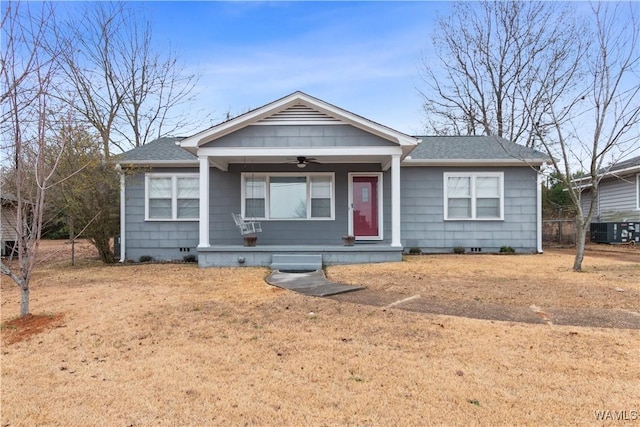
117 160 199 168
570 164 640 188
402 158 547 167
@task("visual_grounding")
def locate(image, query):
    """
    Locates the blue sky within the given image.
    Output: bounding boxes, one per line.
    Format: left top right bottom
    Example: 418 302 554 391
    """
140 1 451 135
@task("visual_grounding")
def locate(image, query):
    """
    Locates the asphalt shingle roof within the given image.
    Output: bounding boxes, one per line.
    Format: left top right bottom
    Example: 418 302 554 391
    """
118 135 550 163
608 155 640 172
117 137 195 162
409 135 549 161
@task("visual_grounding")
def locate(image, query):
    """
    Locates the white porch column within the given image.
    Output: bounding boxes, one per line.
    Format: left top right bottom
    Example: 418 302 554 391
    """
118 167 126 262
537 167 544 253
391 154 402 247
198 156 210 248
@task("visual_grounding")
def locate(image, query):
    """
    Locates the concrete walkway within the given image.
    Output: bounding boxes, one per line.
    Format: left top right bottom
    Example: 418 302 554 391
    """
329 289 640 330
266 269 365 297
265 270 640 329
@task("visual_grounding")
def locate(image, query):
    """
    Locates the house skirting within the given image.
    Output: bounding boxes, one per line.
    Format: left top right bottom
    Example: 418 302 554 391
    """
197 244 404 268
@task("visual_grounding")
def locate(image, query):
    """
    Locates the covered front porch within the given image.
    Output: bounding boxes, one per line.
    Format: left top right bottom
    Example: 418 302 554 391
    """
176 92 420 267
197 243 404 268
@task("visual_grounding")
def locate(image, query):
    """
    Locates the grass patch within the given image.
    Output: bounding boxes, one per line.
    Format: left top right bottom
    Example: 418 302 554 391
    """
1 240 638 426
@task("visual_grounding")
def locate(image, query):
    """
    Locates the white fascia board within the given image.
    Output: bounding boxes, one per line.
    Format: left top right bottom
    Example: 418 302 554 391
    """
117 160 199 168
181 91 420 149
296 103 418 147
197 146 404 157
401 158 546 167
185 97 303 147
571 164 640 186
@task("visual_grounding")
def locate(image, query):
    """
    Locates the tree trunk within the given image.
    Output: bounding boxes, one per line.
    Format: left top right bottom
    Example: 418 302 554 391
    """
70 219 75 267
93 234 116 264
1 262 31 317
573 220 588 272
20 283 30 317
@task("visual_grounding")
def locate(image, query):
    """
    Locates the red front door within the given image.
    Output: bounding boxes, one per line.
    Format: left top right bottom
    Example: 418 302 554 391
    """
352 176 378 237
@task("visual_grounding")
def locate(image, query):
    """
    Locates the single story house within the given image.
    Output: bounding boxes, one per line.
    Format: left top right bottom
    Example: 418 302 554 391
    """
116 91 549 267
575 155 640 223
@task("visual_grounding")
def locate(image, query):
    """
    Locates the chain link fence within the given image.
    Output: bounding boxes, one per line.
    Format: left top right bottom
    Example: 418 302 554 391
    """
543 219 577 246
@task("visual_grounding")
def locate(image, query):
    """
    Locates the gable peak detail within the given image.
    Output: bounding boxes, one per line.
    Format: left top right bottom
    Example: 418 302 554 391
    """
255 103 341 125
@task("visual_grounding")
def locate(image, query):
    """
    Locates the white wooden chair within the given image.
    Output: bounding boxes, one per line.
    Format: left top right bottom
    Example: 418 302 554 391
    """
231 213 262 235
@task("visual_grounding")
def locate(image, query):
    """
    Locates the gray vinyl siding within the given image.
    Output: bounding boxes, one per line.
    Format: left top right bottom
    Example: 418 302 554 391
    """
124 167 200 261
204 124 398 148
218 163 388 246
124 164 541 260
124 163 388 261
401 166 539 253
583 173 640 222
580 190 594 218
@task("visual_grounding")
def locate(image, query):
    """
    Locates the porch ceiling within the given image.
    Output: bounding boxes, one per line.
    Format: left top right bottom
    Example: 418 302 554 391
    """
206 153 390 166
202 147 403 171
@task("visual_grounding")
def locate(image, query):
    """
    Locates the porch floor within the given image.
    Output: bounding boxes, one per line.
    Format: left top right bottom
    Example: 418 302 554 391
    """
197 244 404 268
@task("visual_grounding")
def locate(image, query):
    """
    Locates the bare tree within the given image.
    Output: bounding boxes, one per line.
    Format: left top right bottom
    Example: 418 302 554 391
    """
421 2 639 271
420 1 586 147
52 3 125 159
529 3 640 271
55 2 201 159
1 1 67 316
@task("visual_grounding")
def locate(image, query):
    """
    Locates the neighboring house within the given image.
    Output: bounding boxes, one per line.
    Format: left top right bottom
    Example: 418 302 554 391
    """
1 194 18 257
575 155 640 223
116 92 548 267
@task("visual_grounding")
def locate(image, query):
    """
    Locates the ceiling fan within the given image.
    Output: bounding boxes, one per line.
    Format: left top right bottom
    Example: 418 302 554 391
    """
289 156 319 168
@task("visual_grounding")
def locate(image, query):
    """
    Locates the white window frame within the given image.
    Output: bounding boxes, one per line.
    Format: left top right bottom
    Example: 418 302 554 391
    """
241 172 335 220
443 172 504 221
145 173 200 221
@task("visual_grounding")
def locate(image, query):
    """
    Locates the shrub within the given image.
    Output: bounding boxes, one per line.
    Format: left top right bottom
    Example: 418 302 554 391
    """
408 247 422 255
453 246 466 254
500 246 515 254
183 254 197 263
138 255 153 263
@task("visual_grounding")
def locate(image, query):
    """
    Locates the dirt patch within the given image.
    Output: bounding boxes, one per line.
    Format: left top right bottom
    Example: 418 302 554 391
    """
1 313 65 345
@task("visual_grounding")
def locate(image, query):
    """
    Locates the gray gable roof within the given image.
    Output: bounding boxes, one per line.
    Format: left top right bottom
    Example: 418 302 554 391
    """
409 136 549 161
117 134 550 165
609 155 640 172
117 137 196 163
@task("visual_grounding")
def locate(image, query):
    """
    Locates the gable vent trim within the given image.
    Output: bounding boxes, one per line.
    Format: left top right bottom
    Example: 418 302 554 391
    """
255 104 342 125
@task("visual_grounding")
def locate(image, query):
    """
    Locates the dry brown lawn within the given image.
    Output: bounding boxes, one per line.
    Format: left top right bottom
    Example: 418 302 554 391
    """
1 240 639 426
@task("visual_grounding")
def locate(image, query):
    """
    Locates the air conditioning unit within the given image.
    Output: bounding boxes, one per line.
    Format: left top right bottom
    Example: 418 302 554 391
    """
590 222 639 244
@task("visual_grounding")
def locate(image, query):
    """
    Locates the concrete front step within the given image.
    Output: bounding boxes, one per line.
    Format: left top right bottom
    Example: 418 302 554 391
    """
271 254 322 271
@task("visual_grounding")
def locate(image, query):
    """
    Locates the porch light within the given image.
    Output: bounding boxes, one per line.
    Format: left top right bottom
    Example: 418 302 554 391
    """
297 162 306 168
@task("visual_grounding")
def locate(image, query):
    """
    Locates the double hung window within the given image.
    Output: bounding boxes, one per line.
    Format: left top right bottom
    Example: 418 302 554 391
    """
146 174 199 220
444 172 503 220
